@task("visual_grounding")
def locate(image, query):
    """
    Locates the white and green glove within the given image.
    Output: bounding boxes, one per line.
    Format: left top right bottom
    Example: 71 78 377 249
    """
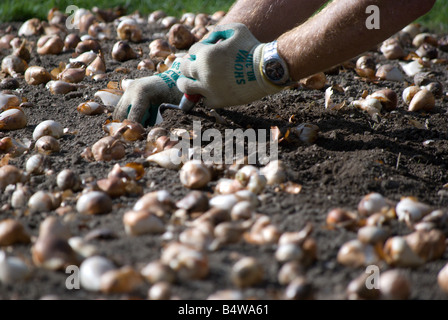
113 59 184 126
177 23 290 109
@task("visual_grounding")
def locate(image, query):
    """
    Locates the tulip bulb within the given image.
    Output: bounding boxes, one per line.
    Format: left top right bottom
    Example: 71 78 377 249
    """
408 89 435 112
357 226 389 245
33 120 64 140
1 55 28 78
168 24 195 50
438 263 448 294
103 120 145 141
412 33 438 48
149 39 173 59
28 191 61 214
358 192 389 216
141 261 176 285
76 191 112 215
337 239 379 267
231 257 264 288
0 34 14 49
138 59 155 71
380 38 405 60
284 276 315 300
63 33 81 51
77 101 106 115
148 10 167 24
117 19 142 43
404 230 445 262
88 22 109 40
96 176 127 198
132 190 175 216
94 89 123 107
146 147 186 170
299 72 326 90
24 66 52 85
0 108 27 131
0 251 31 284
46 80 84 95
36 35 64 55
79 256 116 292
76 39 101 54
0 137 29 157
179 160 212 189
112 41 137 62
91 135 126 162
161 16 179 29
422 81 443 99
123 210 166 236
352 98 383 116
402 86 421 105
292 123 320 144
366 89 398 112
13 40 31 63
58 67 85 83
376 64 404 82
70 51 97 65
395 197 432 224
56 169 81 191
0 165 24 191
0 93 20 112
0 219 31 246
35 135 60 154
191 26 209 42
18 18 43 36
416 43 438 60
383 236 424 268
379 270 411 300
86 52 106 77
180 12 196 27
355 55 376 78
326 208 357 229
100 266 144 294
161 242 209 280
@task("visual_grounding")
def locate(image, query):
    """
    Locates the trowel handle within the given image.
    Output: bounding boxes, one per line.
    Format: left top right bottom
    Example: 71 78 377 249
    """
179 94 202 112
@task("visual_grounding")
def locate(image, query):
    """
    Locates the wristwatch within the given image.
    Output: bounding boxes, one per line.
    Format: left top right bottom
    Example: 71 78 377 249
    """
262 41 292 86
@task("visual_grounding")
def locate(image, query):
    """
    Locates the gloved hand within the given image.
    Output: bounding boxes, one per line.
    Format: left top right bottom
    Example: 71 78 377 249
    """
177 23 286 108
113 59 184 126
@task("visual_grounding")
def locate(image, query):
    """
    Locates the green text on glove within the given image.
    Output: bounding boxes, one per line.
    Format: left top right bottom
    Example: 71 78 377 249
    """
235 50 256 85
155 61 181 88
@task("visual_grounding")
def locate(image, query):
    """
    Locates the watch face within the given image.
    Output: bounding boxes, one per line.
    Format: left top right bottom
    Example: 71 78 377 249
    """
264 59 286 83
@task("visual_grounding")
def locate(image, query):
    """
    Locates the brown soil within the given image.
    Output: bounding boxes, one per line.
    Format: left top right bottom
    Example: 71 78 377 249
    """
0 19 448 301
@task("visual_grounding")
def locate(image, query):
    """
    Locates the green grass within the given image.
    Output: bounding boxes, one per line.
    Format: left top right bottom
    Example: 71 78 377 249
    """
0 0 446 32
417 0 448 33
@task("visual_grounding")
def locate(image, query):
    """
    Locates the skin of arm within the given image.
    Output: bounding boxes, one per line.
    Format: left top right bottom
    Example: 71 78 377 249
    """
217 0 436 81
276 0 436 80
219 0 328 42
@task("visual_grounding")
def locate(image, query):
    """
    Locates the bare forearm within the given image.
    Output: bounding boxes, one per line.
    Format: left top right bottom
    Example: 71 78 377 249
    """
277 0 436 80
219 0 328 42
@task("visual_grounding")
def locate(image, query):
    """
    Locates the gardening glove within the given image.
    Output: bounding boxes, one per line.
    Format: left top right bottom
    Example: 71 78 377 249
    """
113 59 183 126
177 23 289 108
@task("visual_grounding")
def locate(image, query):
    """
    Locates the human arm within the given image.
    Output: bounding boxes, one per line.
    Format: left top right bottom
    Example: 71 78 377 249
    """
178 0 436 108
277 0 437 81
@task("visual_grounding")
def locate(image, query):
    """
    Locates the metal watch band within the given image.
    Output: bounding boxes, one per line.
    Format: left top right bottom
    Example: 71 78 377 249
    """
262 40 291 86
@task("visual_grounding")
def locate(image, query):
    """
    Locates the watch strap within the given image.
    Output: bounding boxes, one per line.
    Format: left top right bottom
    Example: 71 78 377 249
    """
262 41 292 86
